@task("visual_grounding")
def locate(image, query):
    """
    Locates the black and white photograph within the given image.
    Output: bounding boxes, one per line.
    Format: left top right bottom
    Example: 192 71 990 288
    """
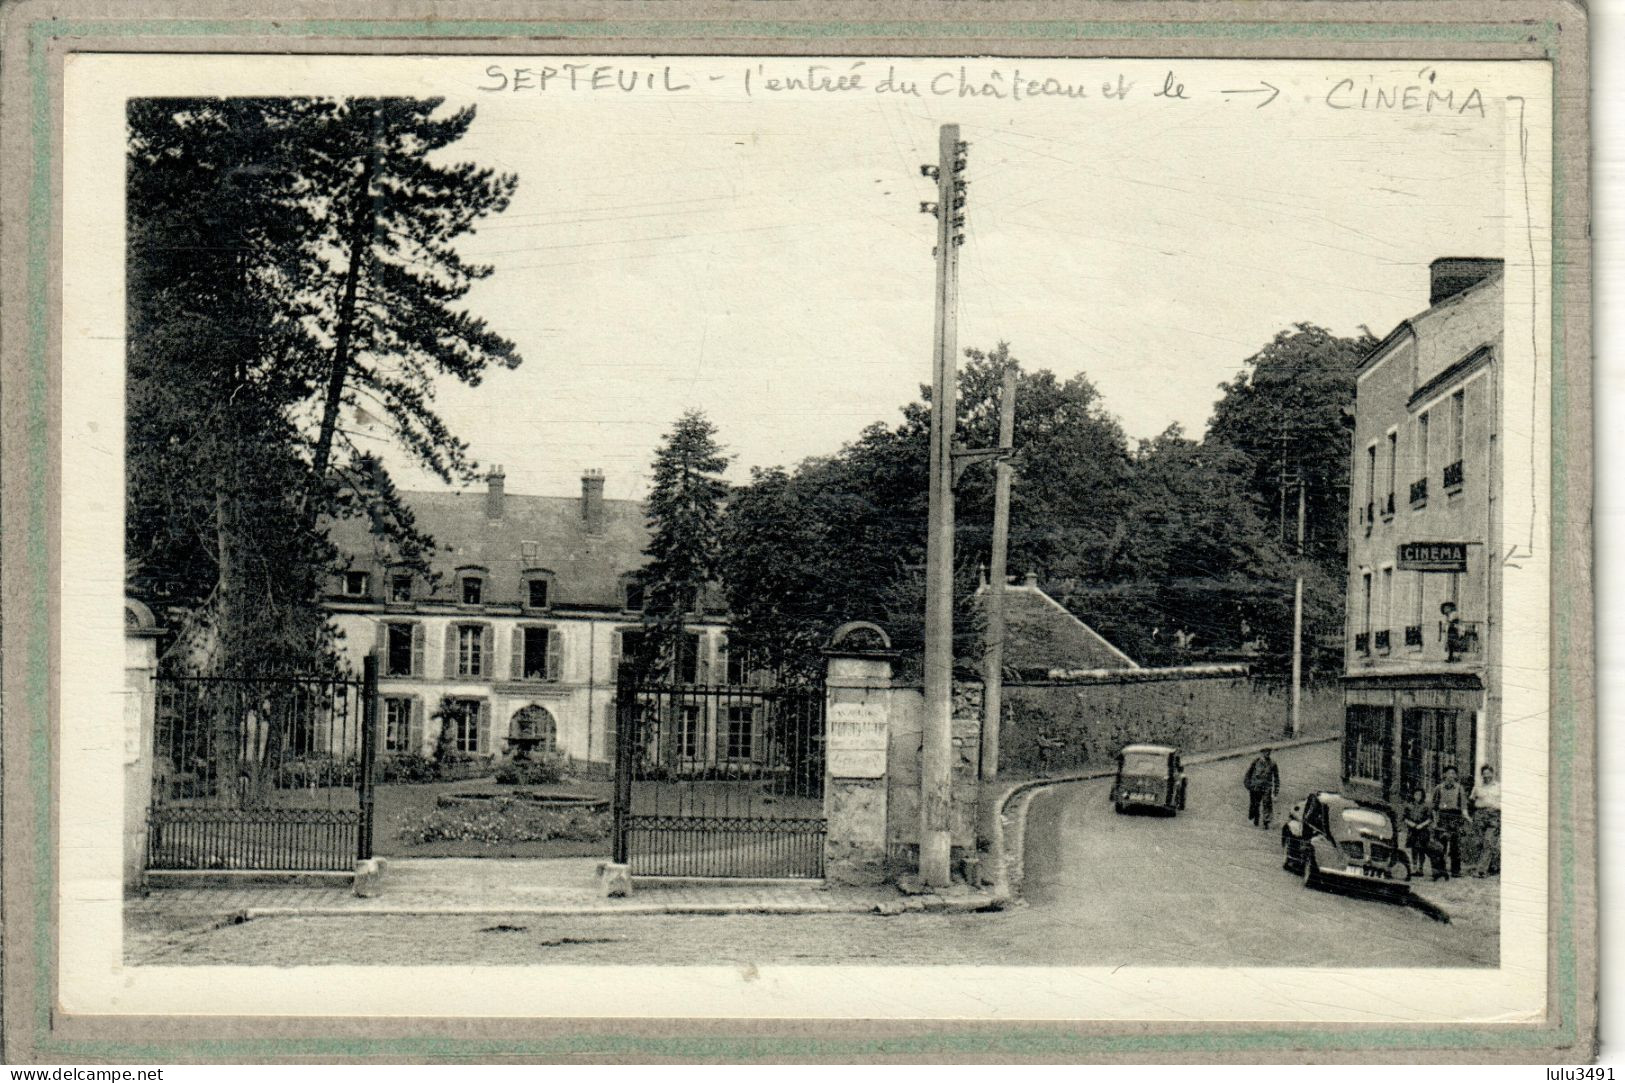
26 38 1574 1040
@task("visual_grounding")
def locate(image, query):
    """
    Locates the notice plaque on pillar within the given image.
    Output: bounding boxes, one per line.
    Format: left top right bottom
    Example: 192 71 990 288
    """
827 698 889 778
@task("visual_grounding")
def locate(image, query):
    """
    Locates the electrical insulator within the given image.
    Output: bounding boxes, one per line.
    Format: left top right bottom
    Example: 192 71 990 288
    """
920 201 938 217
953 197 965 210
954 234 966 246
954 179 967 193
955 140 969 152
952 215 965 228
953 157 968 173
920 164 939 179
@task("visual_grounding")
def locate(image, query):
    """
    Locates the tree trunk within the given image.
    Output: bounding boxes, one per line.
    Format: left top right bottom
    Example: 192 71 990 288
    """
309 128 379 496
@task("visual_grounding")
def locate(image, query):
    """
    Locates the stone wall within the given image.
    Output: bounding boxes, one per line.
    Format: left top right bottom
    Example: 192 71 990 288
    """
996 673 1341 777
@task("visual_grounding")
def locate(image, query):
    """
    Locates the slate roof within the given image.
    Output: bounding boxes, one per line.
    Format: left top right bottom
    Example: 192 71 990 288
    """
983 579 1140 673
326 485 655 611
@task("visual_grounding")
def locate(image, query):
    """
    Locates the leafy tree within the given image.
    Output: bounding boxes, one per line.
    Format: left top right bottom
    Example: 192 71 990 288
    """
945 344 1132 582
125 97 523 678
1205 323 1373 676
641 410 731 675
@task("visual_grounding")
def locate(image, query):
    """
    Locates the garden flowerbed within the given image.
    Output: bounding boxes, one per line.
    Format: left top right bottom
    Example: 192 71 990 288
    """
372 776 614 859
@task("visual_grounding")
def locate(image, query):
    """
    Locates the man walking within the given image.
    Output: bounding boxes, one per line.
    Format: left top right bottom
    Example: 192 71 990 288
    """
1244 747 1281 828
1429 764 1470 879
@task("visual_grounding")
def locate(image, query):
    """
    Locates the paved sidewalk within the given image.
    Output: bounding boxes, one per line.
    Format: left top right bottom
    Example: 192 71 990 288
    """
130 857 995 918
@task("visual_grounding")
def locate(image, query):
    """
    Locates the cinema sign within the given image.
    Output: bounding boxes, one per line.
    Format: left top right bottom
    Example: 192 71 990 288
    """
1396 541 1469 572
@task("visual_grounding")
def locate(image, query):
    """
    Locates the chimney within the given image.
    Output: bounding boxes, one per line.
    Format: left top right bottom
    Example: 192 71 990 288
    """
581 469 605 534
1023 570 1039 589
485 466 505 520
1428 257 1502 307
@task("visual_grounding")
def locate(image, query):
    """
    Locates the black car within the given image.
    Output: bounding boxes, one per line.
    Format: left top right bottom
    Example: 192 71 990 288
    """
1281 791 1411 894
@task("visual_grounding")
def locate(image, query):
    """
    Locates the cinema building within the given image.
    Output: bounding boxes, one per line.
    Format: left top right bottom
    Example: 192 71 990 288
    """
1341 258 1504 804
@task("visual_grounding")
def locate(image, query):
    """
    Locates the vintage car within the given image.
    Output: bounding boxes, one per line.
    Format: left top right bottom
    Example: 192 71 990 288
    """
1281 791 1411 893
1111 743 1187 815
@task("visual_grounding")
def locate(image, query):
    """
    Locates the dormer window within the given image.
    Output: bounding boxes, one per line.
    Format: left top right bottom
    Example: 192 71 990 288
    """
389 573 413 603
527 578 550 610
622 578 644 612
461 576 483 605
343 571 370 597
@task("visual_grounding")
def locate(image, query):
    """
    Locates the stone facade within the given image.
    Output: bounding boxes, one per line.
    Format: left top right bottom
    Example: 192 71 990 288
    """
1343 258 1503 803
325 471 732 765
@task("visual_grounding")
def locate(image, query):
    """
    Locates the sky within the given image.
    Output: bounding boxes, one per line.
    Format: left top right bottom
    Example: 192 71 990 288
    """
213 56 1531 501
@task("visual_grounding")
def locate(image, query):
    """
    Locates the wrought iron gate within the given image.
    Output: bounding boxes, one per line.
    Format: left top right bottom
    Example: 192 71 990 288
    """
613 665 826 878
146 656 378 872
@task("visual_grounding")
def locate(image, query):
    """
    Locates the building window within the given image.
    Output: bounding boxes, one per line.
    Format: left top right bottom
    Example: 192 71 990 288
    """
677 632 703 684
725 642 757 685
1408 574 1426 649
461 576 483 605
1380 567 1393 651
623 579 645 611
1417 410 1430 476
725 706 756 761
527 578 550 610
383 697 413 754
448 699 483 754
457 624 485 677
1364 443 1376 530
1383 431 1397 517
1344 705 1389 783
386 622 416 677
389 573 413 603
343 571 370 597
521 626 559 681
1360 571 1373 653
615 628 647 677
1449 389 1466 465
676 704 701 760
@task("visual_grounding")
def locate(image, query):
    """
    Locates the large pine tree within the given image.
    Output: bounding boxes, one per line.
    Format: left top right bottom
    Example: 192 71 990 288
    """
641 410 730 678
126 96 522 675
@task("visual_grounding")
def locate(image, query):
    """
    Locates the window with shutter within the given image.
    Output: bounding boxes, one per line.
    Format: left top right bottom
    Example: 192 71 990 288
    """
385 622 415 677
411 623 425 677
477 700 492 755
547 628 563 681
409 697 424 755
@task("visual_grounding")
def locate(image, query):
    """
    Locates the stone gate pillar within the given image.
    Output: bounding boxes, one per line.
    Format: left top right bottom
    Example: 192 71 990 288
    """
124 599 162 891
823 623 897 886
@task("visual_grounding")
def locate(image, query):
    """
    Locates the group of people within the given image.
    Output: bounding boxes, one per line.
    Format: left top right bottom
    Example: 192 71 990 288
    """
1401 764 1501 880
1239 747 1501 881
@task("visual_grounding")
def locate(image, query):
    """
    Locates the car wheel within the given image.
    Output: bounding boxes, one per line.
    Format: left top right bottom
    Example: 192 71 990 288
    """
1301 853 1319 889
1390 859 1411 883
1113 802 1125 815
1178 782 1188 810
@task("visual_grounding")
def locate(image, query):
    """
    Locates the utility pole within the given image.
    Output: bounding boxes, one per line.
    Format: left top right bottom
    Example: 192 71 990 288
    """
918 123 967 888
1289 474 1306 738
980 366 1016 781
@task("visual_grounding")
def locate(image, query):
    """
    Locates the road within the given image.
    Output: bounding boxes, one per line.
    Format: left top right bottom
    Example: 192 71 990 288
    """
1017 740 1496 967
128 741 1495 967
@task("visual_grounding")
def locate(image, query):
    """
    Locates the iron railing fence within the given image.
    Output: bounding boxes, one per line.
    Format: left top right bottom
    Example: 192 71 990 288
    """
147 657 377 872
613 666 826 879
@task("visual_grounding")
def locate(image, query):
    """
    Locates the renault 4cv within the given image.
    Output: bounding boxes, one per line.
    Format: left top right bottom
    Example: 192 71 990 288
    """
1111 743 1188 815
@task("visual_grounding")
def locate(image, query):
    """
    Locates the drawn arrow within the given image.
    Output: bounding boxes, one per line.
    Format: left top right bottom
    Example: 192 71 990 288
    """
1503 543 1533 569
1220 81 1280 107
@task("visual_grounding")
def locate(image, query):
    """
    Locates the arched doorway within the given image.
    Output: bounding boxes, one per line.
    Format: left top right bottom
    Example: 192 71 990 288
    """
507 704 558 759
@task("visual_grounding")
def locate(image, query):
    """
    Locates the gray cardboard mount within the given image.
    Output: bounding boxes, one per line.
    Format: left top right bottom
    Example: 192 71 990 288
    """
0 0 1593 1064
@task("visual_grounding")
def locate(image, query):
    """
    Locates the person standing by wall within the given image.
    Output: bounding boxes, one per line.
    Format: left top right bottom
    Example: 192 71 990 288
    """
1244 747 1281 829
1470 764 1501 878
1429 764 1469 879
